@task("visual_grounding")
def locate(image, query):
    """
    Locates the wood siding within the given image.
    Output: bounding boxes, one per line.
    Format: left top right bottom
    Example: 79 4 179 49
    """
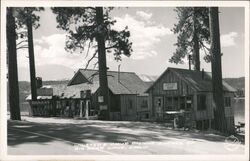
120 94 137 121
151 70 196 96
194 92 214 120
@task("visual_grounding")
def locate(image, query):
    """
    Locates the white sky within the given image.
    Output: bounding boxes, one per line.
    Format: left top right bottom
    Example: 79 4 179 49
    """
16 7 245 81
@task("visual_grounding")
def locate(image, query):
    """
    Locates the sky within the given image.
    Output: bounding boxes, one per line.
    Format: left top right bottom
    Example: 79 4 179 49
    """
16 7 245 81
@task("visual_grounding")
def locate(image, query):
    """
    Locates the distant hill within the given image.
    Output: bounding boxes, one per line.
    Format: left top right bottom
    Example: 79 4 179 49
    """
223 77 245 90
224 77 245 97
18 64 75 81
15 80 70 103
138 74 158 82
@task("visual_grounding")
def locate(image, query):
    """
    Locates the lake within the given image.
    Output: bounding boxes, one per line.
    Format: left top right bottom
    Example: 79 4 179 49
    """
233 98 245 124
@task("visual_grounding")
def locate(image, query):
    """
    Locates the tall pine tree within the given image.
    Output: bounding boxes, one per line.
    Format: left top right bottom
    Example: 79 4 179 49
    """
209 7 229 133
7 7 21 120
14 7 44 115
170 7 210 70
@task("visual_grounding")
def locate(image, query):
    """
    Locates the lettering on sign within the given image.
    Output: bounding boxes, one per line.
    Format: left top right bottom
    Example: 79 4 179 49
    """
100 105 107 110
163 82 178 90
98 96 104 103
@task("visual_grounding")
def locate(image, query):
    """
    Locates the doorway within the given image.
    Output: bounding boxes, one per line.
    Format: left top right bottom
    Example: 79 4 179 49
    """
154 96 163 118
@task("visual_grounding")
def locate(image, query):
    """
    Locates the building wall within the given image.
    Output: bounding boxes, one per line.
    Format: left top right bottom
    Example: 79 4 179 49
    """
136 95 150 120
148 70 196 119
120 94 137 121
194 92 235 130
150 70 196 96
194 92 214 120
147 69 235 131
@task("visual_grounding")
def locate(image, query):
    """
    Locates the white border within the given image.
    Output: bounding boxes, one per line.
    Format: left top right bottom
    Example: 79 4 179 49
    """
1 1 249 161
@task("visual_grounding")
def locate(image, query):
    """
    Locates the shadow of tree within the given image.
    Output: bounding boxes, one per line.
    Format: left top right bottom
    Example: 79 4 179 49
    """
8 119 231 147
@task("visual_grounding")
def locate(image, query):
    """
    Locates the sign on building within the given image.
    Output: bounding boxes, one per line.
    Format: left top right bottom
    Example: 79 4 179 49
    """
98 96 104 103
37 88 53 96
163 82 178 90
100 105 107 110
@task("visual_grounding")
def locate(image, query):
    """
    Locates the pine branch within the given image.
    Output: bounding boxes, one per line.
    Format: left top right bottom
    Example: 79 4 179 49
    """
85 50 98 69
16 40 28 46
17 45 28 50
93 61 98 69
199 40 210 51
85 41 92 59
105 43 118 50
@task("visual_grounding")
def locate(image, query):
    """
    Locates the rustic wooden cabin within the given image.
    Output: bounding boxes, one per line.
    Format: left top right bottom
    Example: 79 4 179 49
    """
26 69 150 121
146 67 236 131
67 69 150 120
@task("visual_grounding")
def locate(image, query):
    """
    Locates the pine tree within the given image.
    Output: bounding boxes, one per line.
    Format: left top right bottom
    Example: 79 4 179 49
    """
209 7 227 133
170 7 210 70
51 7 132 120
14 7 44 115
7 7 21 120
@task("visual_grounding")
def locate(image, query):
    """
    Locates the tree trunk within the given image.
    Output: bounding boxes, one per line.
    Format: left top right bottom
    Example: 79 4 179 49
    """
209 7 227 133
7 7 21 120
27 14 37 102
95 7 110 120
192 8 200 71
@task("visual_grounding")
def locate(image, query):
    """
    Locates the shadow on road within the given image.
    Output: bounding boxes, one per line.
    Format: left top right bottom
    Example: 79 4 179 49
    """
8 118 229 147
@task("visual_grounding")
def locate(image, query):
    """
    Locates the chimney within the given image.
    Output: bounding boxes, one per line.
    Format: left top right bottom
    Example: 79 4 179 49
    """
202 69 205 80
118 64 121 83
188 55 192 70
36 77 42 89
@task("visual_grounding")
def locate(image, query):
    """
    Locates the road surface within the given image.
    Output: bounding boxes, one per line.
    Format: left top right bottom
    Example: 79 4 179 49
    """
8 116 245 155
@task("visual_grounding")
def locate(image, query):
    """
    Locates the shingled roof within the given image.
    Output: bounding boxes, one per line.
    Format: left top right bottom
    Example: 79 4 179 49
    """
69 69 149 95
26 81 100 100
146 67 236 92
26 69 149 100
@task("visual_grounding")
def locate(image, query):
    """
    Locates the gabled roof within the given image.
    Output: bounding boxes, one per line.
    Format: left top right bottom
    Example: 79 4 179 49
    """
26 82 99 100
73 69 150 95
146 67 236 93
26 69 150 100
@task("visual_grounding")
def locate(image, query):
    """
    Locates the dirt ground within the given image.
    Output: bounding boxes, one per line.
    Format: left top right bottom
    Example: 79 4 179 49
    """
8 116 245 155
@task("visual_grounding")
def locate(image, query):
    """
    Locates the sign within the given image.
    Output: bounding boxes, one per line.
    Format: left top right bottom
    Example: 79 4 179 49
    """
100 105 107 110
37 88 53 96
98 96 104 103
163 82 177 90
186 100 192 104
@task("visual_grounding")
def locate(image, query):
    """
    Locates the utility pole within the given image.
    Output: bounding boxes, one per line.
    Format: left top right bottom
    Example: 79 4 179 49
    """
95 7 110 120
7 7 21 120
209 7 227 133
188 55 192 70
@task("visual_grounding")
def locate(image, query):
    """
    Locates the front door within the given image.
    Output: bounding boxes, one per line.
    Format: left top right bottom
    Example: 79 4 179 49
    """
154 96 163 118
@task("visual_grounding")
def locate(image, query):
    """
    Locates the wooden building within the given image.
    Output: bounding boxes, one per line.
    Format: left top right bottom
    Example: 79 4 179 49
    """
26 69 150 121
146 67 236 131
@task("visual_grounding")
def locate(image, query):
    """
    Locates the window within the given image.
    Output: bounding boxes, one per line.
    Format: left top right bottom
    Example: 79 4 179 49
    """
173 97 178 110
224 97 231 107
180 97 185 110
141 100 148 108
165 97 173 110
158 98 162 107
66 101 70 106
186 96 192 110
129 99 133 109
197 95 206 110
